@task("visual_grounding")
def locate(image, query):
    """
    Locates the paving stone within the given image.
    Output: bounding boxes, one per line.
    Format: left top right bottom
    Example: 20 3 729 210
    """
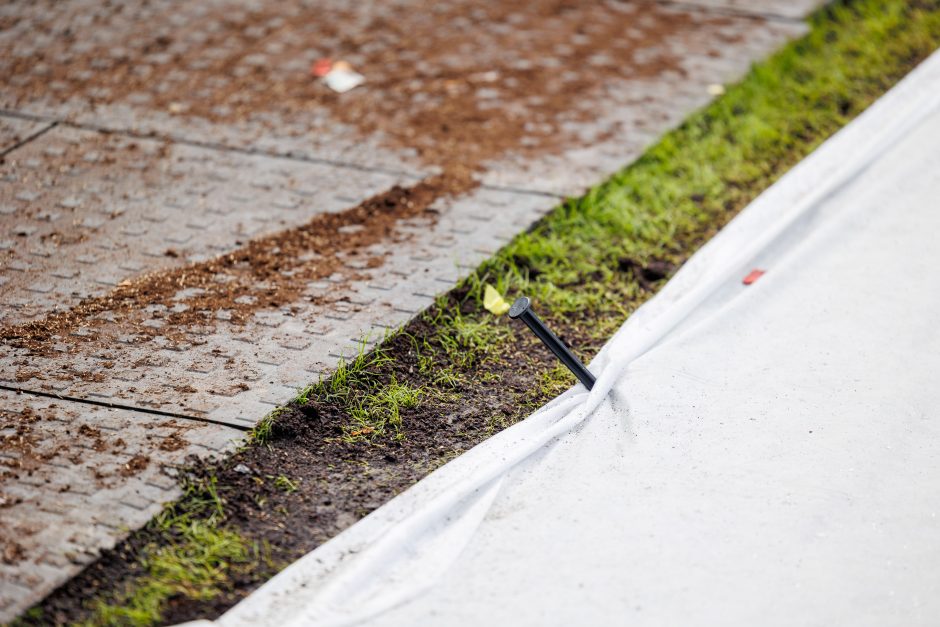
0 390 240 622
479 12 807 195
673 0 823 19
0 2 808 197
0 126 401 321
0 186 555 432
0 1 419 174
0 115 50 153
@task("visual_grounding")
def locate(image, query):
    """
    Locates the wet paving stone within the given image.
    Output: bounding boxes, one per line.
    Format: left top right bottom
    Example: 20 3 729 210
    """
0 389 240 618
0 116 52 154
0 0 422 173
0 182 553 429
0 126 412 327
0 1 808 193
478 11 807 194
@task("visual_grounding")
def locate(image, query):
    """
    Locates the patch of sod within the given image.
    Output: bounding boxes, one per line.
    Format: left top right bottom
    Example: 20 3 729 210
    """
23 0 940 624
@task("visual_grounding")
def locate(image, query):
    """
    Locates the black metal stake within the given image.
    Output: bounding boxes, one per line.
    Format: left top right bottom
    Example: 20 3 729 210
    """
508 296 596 391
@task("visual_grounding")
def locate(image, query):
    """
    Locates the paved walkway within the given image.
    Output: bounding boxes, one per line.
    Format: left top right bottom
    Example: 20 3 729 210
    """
0 0 820 619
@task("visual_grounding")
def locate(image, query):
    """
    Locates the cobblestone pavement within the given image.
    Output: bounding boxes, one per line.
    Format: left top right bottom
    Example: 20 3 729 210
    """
0 117 53 155
0 390 239 617
0 0 822 619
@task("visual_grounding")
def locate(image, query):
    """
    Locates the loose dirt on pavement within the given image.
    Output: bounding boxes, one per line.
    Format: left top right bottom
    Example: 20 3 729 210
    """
2 0 732 168
1 0 742 364
0 399 214 581
1 172 475 355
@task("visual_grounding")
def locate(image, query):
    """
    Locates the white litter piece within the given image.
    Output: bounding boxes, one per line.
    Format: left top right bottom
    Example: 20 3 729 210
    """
323 67 365 93
201 50 940 627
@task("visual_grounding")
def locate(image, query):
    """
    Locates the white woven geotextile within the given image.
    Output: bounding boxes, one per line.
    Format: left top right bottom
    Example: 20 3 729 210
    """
189 49 940 627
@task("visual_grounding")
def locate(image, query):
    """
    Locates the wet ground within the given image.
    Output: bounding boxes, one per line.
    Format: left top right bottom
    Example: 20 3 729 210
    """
0 0 820 619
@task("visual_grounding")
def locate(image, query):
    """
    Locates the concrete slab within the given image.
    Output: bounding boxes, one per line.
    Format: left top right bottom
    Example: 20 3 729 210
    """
0 389 240 622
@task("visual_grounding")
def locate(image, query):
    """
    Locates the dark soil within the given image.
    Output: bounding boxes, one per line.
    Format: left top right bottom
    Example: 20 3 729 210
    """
29 283 608 625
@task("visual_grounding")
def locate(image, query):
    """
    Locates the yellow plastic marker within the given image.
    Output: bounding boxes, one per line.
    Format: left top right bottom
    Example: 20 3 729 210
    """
483 284 511 315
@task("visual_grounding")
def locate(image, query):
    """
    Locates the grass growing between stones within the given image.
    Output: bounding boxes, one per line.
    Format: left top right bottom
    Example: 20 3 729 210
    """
25 1 940 624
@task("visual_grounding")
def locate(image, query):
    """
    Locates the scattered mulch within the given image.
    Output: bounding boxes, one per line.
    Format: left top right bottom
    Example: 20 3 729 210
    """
0 1 736 366
0 172 475 355
119 454 150 477
0 401 214 572
1 406 50 472
0 404 123 564
0 1 732 171
302 1 713 168
157 432 188 452
2 541 26 565
78 424 110 453
77 425 101 439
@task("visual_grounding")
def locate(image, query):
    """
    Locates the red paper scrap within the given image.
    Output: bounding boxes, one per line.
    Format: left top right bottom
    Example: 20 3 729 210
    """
742 269 765 285
311 58 333 78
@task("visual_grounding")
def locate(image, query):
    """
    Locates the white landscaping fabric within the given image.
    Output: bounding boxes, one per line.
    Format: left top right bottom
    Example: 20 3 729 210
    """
202 50 940 627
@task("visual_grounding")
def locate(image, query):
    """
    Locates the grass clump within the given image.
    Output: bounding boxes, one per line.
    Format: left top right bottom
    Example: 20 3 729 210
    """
78 475 268 627
291 342 425 441
273 474 300 493
246 409 280 446
84 524 249 626
345 376 423 441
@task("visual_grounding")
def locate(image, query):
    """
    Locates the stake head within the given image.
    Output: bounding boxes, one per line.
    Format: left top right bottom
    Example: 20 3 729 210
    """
508 296 531 319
